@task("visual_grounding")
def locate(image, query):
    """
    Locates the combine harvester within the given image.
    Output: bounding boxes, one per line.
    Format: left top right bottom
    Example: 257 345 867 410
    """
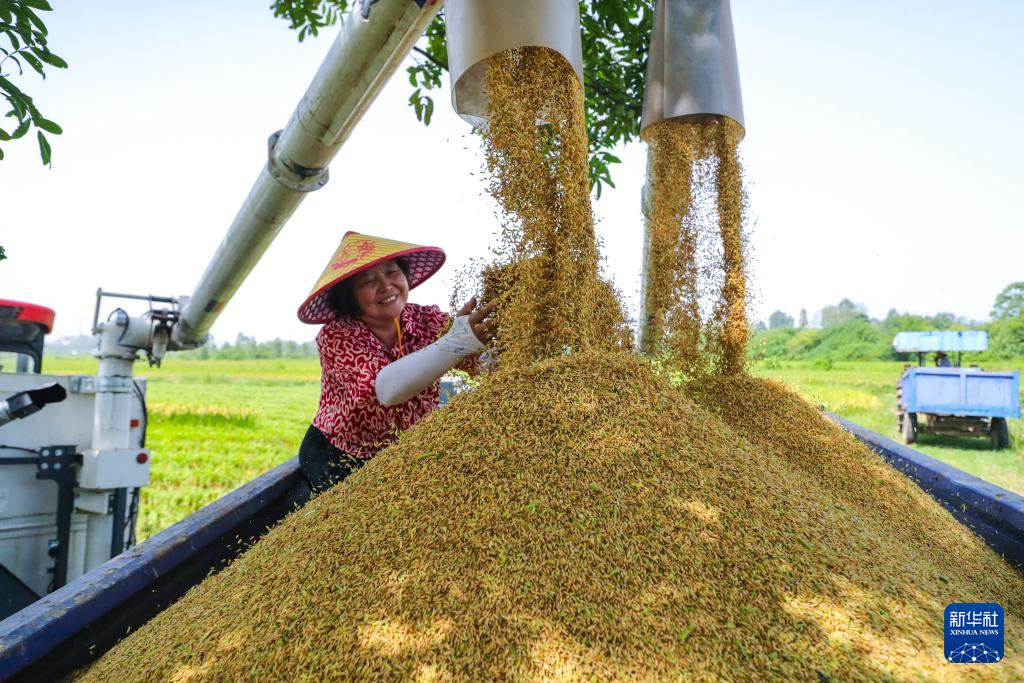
0 1 1021 679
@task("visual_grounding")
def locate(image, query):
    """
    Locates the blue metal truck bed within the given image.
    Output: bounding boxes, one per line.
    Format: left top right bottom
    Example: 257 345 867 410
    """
1 422 1022 681
899 367 1021 419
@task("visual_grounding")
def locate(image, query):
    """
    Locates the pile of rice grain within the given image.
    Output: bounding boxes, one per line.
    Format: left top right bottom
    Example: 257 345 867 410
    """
80 353 1023 681
641 116 749 377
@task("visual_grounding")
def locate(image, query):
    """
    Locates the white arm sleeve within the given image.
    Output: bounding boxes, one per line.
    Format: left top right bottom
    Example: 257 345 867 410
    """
375 315 487 406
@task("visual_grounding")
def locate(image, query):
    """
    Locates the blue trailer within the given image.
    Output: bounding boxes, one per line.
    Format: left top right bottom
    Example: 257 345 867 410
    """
893 331 1020 448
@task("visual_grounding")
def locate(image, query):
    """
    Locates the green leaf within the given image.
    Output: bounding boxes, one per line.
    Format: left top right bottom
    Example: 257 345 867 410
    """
22 0 54 11
21 49 44 76
10 118 29 139
408 88 423 120
6 96 27 120
0 74 27 100
0 126 9 140
422 96 434 126
19 6 47 35
34 116 60 134
37 129 50 165
0 146 4 160
31 47 67 69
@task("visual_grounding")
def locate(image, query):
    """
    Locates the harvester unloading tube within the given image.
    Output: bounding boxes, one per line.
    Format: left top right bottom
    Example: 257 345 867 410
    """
170 0 442 349
446 0 583 127
638 0 745 352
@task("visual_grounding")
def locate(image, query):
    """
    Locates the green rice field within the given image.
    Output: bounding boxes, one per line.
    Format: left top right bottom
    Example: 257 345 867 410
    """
43 356 1024 540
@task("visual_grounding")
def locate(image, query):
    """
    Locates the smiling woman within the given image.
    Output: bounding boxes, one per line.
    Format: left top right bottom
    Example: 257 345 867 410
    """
294 231 497 493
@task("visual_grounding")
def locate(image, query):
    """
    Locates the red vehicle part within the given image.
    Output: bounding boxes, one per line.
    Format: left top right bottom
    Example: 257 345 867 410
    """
0 300 56 373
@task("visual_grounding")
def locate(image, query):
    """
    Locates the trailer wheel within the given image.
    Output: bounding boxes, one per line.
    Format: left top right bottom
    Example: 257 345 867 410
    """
991 417 1011 449
902 412 917 445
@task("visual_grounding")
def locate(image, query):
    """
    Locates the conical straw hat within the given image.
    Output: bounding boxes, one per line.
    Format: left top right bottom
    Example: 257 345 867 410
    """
298 231 445 324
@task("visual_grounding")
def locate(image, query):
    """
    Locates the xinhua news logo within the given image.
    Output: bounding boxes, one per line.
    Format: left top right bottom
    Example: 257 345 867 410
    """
945 603 1004 664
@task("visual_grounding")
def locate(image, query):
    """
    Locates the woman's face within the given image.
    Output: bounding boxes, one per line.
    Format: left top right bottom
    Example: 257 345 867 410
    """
351 260 409 323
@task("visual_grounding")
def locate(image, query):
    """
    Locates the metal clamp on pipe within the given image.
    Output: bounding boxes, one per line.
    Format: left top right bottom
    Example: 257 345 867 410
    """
266 131 330 193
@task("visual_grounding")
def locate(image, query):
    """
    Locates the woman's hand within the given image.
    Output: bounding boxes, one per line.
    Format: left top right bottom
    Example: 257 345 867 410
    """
457 296 498 344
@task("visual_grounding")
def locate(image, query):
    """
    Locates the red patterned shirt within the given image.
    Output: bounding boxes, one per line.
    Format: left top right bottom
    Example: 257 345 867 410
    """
312 303 462 459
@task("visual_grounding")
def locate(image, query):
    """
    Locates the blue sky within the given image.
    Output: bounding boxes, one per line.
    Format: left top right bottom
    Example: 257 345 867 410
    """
1 1 1021 342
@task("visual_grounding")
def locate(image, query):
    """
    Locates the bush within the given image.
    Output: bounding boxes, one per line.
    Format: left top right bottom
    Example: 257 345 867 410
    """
749 327 796 360
785 328 822 356
804 320 886 361
990 317 1024 359
811 357 833 371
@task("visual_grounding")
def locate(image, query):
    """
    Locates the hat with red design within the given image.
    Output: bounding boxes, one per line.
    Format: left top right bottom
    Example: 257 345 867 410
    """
298 231 446 324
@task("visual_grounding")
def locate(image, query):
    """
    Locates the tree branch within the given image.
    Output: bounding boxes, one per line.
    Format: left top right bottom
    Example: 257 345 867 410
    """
412 46 448 71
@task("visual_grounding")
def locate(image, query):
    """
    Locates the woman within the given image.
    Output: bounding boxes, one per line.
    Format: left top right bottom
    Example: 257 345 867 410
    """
296 231 496 493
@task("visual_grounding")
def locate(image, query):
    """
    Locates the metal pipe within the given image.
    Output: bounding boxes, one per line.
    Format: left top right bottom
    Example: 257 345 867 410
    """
641 0 744 133
83 514 113 572
638 177 655 354
171 0 442 348
446 0 583 127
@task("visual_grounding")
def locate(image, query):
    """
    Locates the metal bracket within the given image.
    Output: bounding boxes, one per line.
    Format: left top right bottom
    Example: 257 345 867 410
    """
267 131 330 193
35 445 79 590
361 0 381 18
70 376 96 395
364 0 432 17
36 446 77 476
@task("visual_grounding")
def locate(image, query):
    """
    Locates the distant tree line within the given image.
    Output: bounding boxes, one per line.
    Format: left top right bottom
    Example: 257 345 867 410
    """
176 333 318 360
751 282 1024 362
47 332 318 360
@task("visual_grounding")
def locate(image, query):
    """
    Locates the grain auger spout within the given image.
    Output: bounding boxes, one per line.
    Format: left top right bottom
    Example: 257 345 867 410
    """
639 0 747 360
446 0 583 127
169 0 442 352
641 0 744 133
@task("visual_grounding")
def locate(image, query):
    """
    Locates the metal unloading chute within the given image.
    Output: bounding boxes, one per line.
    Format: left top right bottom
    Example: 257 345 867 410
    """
641 0 744 133
446 0 583 127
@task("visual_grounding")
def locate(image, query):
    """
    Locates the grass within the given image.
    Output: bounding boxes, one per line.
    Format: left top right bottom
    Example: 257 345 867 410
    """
43 356 1023 540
